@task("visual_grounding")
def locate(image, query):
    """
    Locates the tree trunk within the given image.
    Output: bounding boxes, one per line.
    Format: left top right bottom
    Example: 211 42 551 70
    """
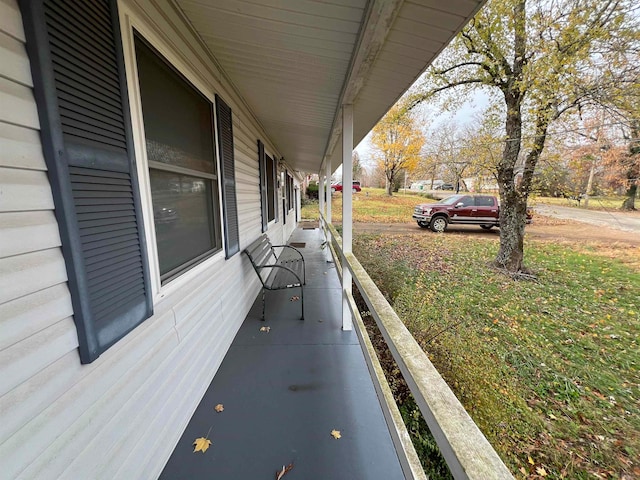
495 193 528 271
494 91 525 272
622 183 637 210
386 173 394 196
493 0 528 273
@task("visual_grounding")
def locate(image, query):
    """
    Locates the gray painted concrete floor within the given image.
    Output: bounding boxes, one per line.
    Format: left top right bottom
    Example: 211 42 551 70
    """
160 228 405 479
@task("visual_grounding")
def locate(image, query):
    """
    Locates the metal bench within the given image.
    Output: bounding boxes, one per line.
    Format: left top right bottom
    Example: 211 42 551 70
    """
244 234 305 320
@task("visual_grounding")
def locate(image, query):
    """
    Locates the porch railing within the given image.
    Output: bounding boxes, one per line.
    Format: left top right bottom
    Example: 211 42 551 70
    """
320 215 514 480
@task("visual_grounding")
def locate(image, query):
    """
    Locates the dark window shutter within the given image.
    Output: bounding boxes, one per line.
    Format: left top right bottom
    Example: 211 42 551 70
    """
257 140 268 232
20 0 152 363
215 95 239 258
273 156 279 223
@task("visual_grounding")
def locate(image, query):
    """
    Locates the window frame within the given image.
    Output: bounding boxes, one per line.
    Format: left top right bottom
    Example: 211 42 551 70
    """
258 142 279 229
120 11 227 302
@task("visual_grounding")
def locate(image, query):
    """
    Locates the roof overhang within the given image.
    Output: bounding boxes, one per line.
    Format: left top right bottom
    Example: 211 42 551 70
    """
174 0 486 175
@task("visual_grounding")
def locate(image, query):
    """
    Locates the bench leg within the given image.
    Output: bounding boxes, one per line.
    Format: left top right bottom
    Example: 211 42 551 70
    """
299 285 304 321
261 287 266 321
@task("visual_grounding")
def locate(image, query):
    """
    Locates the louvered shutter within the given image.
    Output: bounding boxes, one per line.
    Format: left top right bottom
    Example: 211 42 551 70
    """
215 95 239 258
20 0 152 363
273 157 279 223
257 140 268 232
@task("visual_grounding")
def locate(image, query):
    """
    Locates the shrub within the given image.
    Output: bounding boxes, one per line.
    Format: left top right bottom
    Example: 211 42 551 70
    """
306 182 319 199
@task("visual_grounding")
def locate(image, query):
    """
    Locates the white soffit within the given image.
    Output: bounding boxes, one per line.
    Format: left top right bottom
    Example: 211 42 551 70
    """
175 0 485 174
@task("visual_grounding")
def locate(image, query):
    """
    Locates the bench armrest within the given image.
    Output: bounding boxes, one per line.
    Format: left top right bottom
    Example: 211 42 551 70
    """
271 244 304 259
256 263 304 287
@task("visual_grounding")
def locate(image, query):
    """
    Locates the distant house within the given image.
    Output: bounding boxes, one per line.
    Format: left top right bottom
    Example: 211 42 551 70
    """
1 0 489 477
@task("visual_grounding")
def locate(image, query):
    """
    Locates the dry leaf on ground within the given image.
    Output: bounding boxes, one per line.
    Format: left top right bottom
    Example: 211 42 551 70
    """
275 462 294 480
536 466 548 476
214 404 224 412
193 437 211 453
260 326 271 332
331 429 341 439
290 296 300 302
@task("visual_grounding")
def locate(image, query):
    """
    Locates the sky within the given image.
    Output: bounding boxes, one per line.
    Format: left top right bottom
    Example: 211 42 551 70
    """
353 91 493 172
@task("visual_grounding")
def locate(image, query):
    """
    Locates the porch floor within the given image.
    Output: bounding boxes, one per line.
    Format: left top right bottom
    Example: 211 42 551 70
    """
159 227 405 479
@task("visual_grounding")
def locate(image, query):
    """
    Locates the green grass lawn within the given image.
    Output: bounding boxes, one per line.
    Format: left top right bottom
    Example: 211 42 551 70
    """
529 195 629 210
353 233 639 479
301 190 632 223
301 187 431 223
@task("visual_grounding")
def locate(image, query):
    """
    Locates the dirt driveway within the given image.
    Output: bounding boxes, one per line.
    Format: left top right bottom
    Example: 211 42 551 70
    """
354 216 640 270
354 216 640 247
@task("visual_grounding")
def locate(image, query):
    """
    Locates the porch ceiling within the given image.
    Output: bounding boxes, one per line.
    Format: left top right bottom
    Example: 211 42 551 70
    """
174 0 485 174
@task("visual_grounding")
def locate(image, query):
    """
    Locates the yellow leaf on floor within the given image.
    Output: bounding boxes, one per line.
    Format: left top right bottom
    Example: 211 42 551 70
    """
331 429 341 439
260 326 271 332
536 466 547 476
193 437 211 453
214 404 224 412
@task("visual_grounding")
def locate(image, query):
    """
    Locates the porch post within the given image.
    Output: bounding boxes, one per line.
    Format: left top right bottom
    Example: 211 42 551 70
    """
341 104 353 331
319 171 324 219
325 162 332 223
325 161 333 262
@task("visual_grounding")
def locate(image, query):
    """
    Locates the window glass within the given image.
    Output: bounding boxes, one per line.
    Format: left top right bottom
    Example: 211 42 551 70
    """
476 196 494 207
150 170 215 275
441 195 463 205
135 34 221 282
457 196 473 206
135 37 215 174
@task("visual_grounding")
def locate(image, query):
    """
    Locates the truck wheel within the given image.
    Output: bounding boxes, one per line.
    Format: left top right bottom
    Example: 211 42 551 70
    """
417 221 429 229
430 216 448 233
480 224 493 230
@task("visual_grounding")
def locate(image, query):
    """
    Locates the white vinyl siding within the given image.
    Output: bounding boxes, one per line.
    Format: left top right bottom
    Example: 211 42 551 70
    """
0 0 288 478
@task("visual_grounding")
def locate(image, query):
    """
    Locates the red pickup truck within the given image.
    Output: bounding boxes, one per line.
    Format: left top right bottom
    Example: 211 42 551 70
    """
331 181 361 193
412 194 532 232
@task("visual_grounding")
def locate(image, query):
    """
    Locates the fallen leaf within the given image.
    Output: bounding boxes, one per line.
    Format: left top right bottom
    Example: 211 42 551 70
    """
548 413 557 420
275 462 294 480
214 404 224 412
331 429 341 439
260 326 271 333
528 456 535 465
536 466 548 476
290 296 300 302
519 467 527 475
193 437 211 453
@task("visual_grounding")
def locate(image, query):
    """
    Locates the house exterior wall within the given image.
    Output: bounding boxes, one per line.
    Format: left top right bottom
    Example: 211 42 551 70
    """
0 0 301 477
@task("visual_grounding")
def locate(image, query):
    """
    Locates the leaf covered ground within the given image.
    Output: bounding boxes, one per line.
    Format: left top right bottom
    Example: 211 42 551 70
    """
353 233 640 479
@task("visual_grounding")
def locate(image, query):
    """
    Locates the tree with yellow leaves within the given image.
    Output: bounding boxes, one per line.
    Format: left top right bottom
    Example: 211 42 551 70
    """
371 102 425 196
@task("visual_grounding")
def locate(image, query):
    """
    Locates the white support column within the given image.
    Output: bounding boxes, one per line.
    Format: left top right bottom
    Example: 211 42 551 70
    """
341 104 353 331
325 161 333 262
318 171 324 219
325 162 332 223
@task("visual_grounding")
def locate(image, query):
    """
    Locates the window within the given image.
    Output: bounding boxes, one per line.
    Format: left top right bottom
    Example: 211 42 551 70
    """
475 196 495 207
258 140 278 230
135 35 221 283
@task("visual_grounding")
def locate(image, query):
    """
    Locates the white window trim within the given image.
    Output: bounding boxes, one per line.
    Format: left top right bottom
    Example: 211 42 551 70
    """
119 5 227 304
